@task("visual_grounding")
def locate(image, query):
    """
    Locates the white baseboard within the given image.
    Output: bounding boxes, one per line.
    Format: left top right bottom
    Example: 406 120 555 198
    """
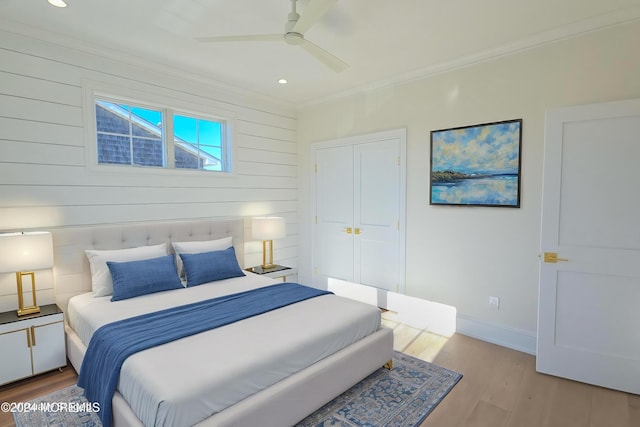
456 314 537 355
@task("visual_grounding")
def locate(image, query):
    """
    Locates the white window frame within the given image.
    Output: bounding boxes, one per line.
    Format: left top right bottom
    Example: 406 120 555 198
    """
83 80 237 177
171 110 230 172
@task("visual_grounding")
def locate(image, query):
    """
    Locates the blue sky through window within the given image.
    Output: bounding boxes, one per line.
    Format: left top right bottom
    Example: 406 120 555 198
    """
97 99 229 171
128 106 223 152
127 106 161 129
173 114 222 158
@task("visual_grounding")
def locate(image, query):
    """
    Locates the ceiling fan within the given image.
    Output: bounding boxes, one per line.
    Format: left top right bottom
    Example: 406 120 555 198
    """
196 0 349 73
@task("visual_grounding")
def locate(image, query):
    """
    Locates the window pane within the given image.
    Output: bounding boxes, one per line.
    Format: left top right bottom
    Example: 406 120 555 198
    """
132 138 163 166
96 103 127 134
129 107 162 138
175 147 201 169
97 134 131 165
95 99 163 167
199 145 222 159
174 115 197 143
198 120 222 146
174 114 225 171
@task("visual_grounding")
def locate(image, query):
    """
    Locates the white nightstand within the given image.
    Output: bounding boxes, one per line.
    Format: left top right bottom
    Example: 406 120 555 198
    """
0 304 66 386
246 265 297 282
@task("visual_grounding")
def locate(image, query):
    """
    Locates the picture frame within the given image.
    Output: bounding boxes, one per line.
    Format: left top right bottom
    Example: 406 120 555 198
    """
430 119 522 207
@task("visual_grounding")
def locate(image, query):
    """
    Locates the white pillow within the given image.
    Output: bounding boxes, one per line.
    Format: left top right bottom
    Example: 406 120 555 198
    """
171 236 233 280
86 243 168 297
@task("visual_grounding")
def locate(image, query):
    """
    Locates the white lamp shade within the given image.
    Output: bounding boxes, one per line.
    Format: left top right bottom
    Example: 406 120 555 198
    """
0 231 54 273
251 217 286 240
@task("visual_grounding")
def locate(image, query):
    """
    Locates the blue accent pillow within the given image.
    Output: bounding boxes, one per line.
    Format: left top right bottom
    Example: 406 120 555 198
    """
180 247 245 287
108 255 183 301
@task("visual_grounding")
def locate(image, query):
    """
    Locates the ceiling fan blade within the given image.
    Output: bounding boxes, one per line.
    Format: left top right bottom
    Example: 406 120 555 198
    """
298 38 349 73
292 0 338 34
196 34 283 43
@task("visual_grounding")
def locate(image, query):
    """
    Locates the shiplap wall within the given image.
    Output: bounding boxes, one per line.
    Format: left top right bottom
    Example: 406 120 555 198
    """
0 29 298 312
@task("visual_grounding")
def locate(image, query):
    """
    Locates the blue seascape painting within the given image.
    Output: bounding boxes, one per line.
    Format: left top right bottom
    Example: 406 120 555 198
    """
430 119 522 207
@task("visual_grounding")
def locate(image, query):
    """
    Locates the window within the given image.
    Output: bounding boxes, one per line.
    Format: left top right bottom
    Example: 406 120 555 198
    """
95 101 164 167
94 98 230 172
173 114 225 172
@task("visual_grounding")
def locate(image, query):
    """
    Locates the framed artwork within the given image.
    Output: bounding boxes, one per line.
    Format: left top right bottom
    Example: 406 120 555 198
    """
430 119 522 207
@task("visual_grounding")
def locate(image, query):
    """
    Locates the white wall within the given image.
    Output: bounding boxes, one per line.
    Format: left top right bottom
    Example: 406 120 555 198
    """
297 21 640 353
0 29 298 312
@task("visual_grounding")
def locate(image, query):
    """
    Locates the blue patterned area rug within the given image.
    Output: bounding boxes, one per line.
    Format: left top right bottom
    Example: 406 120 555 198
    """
14 351 461 427
13 385 100 427
296 351 462 427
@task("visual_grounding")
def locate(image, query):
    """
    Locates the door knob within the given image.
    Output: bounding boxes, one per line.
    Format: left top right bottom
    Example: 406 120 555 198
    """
543 252 569 263
344 227 353 234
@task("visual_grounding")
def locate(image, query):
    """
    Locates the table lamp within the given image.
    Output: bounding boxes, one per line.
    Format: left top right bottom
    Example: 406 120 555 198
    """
251 217 285 270
0 231 54 316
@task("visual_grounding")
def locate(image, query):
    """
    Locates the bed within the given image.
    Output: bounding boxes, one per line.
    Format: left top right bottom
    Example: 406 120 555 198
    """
53 218 394 427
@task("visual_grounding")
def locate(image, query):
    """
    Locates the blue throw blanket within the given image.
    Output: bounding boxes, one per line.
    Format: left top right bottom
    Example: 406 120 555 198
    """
77 282 331 427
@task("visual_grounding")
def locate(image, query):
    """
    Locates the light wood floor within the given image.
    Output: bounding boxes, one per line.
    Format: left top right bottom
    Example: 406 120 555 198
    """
379 316 640 427
1 319 638 427
0 365 76 427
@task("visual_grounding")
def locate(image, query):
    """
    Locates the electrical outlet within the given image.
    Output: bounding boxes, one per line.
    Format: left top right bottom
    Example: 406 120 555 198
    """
489 296 500 310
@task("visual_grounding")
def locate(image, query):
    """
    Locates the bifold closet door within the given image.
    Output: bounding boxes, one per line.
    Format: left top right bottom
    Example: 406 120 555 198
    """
315 138 401 292
316 145 355 283
353 140 400 292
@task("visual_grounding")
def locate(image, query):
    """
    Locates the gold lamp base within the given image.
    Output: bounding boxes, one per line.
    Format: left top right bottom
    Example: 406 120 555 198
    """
17 306 40 316
261 240 276 269
16 271 40 316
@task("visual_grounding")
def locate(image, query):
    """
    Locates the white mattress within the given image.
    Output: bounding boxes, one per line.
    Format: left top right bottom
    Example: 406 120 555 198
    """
67 274 382 427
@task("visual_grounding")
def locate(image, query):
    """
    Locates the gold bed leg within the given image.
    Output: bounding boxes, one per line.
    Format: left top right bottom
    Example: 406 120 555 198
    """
384 359 393 370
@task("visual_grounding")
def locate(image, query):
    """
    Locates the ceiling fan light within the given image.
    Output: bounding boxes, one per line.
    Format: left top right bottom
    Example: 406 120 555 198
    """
278 79 288 84
48 0 67 7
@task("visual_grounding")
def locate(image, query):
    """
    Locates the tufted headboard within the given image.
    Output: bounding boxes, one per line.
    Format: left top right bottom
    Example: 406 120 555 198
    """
51 218 245 313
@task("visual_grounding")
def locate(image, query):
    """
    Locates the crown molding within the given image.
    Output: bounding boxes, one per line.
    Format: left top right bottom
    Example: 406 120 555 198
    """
299 8 640 109
3 6 639 112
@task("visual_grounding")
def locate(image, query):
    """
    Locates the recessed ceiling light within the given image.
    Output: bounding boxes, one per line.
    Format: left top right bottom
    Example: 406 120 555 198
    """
278 79 288 84
48 0 67 7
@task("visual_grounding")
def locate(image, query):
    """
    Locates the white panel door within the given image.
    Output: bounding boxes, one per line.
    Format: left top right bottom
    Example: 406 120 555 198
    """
314 130 405 293
354 140 401 291
538 98 640 394
316 145 355 283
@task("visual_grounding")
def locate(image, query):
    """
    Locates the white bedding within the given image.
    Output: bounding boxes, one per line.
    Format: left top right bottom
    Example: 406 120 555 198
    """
67 274 382 427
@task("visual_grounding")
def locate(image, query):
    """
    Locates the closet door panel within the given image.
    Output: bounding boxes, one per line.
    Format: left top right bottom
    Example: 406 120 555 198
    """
316 145 354 283
355 139 400 292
